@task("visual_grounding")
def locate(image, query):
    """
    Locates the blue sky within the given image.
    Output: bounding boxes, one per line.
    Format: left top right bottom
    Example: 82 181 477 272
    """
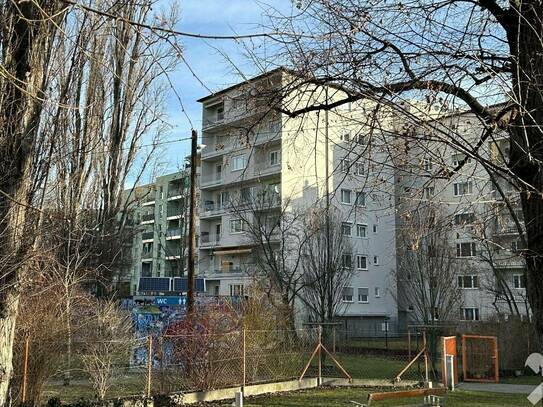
151 0 293 175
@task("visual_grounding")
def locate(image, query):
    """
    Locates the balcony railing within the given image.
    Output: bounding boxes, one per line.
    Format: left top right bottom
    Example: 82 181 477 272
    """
202 201 229 213
494 225 522 235
200 233 221 246
200 173 223 187
167 207 184 218
166 228 182 238
141 250 153 258
142 231 154 240
254 163 281 177
168 187 186 198
141 214 154 223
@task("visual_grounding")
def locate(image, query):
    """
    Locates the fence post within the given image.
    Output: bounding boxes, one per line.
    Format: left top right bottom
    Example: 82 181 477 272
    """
147 335 153 398
22 336 29 403
408 328 412 360
423 330 429 384
242 328 246 388
318 325 322 386
332 325 336 354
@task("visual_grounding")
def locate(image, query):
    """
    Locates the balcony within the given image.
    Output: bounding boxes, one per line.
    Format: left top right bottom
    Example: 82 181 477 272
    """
200 173 223 188
142 231 154 241
141 194 156 206
167 187 186 200
166 228 183 239
494 257 525 269
254 163 281 178
165 248 183 260
141 250 153 259
166 206 184 219
141 214 154 224
201 201 229 218
200 233 221 247
494 225 522 236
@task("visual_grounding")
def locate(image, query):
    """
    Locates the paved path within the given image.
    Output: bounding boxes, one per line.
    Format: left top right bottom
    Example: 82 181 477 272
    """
457 382 536 395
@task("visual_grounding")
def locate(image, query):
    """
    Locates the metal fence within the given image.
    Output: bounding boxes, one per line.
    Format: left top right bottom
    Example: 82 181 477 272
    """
11 327 429 405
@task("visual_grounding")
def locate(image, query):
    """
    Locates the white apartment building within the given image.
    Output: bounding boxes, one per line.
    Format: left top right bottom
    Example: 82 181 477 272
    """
197 69 399 331
395 108 528 327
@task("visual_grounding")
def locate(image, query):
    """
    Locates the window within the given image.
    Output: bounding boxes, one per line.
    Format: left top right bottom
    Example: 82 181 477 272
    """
452 153 470 167
458 275 479 289
341 131 351 142
340 158 351 173
342 253 353 269
356 255 368 270
422 159 433 171
217 106 224 121
456 242 477 257
241 186 255 203
423 186 435 199
341 189 352 204
358 288 369 303
373 256 379 265
232 154 246 171
454 212 475 225
342 287 354 302
513 274 526 289
355 162 364 175
355 191 366 207
453 181 473 196
373 224 378 233
461 307 480 321
229 284 244 296
511 240 526 253
341 222 352 237
230 219 244 233
356 224 367 238
375 287 381 297
270 150 280 166
355 133 366 144
218 191 230 208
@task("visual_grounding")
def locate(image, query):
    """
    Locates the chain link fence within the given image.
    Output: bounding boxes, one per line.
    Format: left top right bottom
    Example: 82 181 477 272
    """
11 326 433 405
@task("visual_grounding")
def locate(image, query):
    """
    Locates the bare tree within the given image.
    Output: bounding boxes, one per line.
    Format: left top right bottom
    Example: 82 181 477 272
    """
300 207 353 323
253 0 543 341
80 299 134 400
396 207 464 325
229 187 309 330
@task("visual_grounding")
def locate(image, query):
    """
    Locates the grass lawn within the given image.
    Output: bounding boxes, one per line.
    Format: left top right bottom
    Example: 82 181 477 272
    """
220 387 533 407
330 354 418 381
500 375 542 385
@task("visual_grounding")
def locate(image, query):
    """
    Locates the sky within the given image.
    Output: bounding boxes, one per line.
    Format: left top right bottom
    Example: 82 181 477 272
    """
149 0 294 177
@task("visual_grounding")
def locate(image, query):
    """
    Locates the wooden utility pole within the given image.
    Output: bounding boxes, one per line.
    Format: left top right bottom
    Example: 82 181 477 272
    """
187 129 197 315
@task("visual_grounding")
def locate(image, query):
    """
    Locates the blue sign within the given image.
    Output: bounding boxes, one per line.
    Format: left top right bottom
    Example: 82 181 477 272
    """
154 296 187 306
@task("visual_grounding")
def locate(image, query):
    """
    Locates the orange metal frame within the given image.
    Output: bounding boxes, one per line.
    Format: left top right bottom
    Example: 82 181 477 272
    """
461 334 499 383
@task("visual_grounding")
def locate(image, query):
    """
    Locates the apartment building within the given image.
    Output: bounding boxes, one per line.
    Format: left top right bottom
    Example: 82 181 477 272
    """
197 69 399 331
395 108 528 327
122 169 200 297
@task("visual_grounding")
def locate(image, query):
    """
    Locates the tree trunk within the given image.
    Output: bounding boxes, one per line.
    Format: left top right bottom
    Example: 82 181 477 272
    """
0 292 20 406
508 0 543 346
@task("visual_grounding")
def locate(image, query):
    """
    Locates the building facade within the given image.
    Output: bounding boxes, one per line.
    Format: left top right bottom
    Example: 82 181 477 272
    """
122 169 198 297
197 69 399 331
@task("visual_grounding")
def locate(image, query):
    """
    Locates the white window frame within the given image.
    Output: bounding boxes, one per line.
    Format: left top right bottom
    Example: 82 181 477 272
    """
373 255 379 265
341 131 351 142
232 154 247 171
356 224 367 238
456 242 477 257
229 218 244 234
270 150 280 166
355 191 366 207
340 158 351 173
458 275 480 289
453 180 473 196
341 189 352 205
341 222 352 237
356 254 368 270
229 284 244 296
513 274 526 289
355 162 364 175
375 287 381 298
461 307 480 321
358 287 369 303
342 253 353 269
342 286 354 303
